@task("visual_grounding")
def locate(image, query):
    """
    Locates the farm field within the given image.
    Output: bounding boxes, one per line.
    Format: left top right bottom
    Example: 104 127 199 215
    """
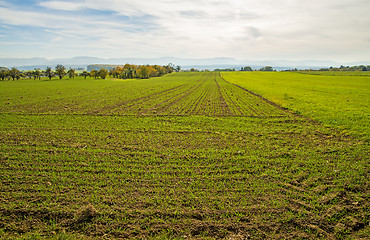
222 71 370 140
0 72 369 239
0 72 285 117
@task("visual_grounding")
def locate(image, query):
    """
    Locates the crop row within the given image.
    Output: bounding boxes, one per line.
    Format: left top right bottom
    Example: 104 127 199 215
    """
0 72 289 117
100 72 291 116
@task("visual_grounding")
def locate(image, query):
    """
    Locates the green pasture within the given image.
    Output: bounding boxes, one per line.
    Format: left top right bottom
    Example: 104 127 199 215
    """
222 71 370 140
0 72 368 239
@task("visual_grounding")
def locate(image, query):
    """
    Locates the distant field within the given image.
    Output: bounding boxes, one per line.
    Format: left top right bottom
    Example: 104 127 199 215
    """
222 71 370 140
0 73 285 117
0 72 368 239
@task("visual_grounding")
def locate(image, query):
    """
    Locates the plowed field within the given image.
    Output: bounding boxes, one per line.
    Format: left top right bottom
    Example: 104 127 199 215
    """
0 72 368 239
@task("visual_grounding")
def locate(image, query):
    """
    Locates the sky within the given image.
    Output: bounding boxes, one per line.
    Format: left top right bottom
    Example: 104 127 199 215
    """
0 0 369 62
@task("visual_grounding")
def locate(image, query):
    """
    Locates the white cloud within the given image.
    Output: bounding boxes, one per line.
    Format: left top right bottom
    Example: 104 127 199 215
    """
0 0 369 61
39 1 84 11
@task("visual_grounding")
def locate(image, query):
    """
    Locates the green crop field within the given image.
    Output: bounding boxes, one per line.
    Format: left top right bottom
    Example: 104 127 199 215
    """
0 72 369 239
222 71 370 140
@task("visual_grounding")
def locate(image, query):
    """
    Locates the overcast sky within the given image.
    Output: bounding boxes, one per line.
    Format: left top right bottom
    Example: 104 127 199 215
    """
0 0 369 62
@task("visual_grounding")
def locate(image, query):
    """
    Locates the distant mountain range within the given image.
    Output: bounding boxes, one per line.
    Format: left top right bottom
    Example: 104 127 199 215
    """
0 56 368 71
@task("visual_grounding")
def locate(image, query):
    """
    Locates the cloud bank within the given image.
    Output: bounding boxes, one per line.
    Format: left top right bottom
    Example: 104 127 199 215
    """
0 0 369 62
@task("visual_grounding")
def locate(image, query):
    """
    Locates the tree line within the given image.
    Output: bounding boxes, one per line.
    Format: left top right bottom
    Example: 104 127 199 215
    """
0 63 178 81
215 66 274 71
318 65 369 71
108 64 178 79
0 65 79 81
